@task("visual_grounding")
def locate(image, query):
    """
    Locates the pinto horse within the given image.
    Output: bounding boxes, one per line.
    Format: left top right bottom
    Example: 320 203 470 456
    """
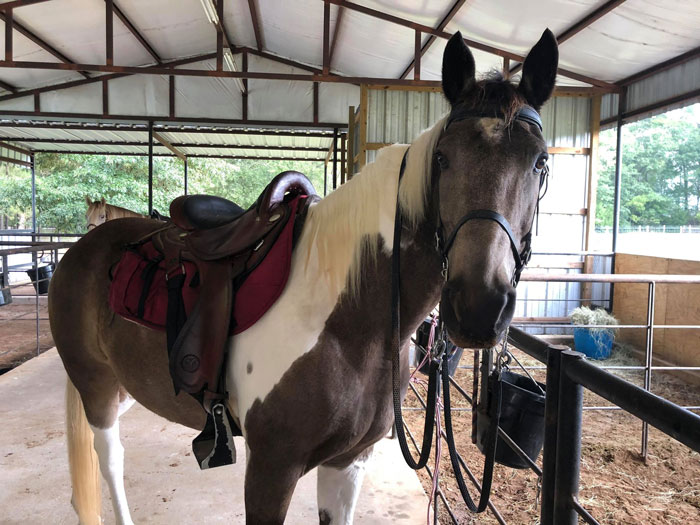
85 196 145 230
50 31 558 525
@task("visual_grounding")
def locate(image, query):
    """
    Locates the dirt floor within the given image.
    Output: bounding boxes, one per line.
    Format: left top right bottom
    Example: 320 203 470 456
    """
403 344 700 524
0 285 54 373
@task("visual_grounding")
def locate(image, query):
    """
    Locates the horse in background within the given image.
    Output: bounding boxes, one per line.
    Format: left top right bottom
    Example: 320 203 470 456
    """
85 196 167 231
85 197 145 231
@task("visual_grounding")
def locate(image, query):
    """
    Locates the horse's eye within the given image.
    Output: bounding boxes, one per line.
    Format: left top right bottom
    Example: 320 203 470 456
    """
436 152 449 170
534 155 548 173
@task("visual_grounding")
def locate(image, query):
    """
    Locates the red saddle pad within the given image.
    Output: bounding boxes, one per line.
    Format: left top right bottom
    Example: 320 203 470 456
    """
108 196 302 335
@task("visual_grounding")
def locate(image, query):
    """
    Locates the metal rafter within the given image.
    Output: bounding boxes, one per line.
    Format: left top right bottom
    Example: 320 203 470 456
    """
326 0 618 90
0 0 52 10
0 120 337 137
400 0 467 80
0 53 216 103
247 0 264 52
110 0 162 63
328 2 344 68
0 11 90 78
1 137 330 152
509 0 627 77
618 46 700 86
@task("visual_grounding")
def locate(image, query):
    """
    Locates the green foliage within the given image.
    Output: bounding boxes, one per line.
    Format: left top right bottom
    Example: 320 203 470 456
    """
596 104 700 227
0 153 326 233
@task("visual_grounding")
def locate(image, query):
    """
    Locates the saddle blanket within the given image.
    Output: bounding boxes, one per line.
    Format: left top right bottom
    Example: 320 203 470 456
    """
108 196 301 335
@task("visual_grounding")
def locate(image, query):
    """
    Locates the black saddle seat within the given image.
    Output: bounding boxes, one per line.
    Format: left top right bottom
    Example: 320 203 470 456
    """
176 195 245 230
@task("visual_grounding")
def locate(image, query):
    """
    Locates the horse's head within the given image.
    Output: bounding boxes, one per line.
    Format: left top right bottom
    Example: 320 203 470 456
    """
435 30 558 348
85 196 107 231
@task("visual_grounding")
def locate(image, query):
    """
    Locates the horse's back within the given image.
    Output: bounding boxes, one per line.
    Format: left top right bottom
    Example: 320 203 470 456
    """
50 218 205 430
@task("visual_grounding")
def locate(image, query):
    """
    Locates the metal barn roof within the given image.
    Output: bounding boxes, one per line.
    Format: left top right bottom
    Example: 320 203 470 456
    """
0 0 697 159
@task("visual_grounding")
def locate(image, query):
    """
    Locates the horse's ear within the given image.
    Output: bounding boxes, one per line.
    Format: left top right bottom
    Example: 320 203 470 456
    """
518 29 559 111
100 197 106 205
85 196 92 206
442 31 475 106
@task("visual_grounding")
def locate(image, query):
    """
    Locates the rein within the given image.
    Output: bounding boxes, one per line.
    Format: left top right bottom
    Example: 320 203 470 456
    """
390 104 547 514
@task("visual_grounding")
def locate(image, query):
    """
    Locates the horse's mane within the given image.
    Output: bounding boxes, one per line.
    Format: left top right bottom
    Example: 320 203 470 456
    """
300 116 446 298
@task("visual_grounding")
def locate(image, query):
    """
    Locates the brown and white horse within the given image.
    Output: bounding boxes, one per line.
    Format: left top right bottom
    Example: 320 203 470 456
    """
85 196 145 230
50 31 558 525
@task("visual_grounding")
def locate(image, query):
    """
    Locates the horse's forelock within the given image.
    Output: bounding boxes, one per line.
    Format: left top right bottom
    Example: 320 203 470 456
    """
461 72 527 126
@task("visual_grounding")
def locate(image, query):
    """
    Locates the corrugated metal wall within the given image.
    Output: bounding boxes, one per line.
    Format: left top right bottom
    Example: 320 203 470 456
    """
601 56 700 123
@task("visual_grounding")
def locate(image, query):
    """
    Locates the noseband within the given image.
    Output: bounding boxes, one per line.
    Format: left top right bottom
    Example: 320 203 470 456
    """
432 105 548 286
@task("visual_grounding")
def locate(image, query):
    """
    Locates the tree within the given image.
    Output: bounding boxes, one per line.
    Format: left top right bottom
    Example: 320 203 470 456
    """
0 153 327 233
596 104 700 227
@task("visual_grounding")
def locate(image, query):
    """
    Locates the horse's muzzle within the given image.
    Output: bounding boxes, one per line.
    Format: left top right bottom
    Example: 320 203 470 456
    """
440 282 516 348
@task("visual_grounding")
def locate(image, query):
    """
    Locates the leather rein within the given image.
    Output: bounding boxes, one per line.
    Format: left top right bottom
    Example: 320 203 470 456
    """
390 104 548 513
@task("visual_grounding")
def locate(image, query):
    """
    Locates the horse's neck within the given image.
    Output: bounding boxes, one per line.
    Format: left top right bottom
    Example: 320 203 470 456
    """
107 204 143 219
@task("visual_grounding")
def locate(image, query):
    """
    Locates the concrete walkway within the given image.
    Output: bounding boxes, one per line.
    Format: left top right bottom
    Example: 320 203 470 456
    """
0 349 427 524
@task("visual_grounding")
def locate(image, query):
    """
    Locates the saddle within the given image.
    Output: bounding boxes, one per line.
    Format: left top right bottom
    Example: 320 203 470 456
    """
109 171 318 468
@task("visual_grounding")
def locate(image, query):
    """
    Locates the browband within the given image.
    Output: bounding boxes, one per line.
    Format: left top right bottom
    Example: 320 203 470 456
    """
446 104 543 132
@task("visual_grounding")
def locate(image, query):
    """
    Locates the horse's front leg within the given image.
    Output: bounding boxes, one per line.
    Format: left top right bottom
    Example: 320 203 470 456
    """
244 447 304 525
317 446 374 525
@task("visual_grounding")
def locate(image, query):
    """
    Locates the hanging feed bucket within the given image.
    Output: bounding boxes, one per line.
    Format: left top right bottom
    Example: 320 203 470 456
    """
414 317 464 376
26 263 54 295
476 370 546 469
0 273 11 306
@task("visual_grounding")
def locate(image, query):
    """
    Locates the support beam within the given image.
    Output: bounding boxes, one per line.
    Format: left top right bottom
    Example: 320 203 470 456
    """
247 0 264 51
242 50 248 120
0 121 338 138
322 0 330 75
102 78 108 115
0 78 17 93
328 0 617 90
0 53 216 103
183 156 188 195
332 127 338 190
30 153 35 232
0 140 31 155
0 154 31 167
5 9 12 62
0 12 90 78
153 131 186 161
0 0 52 11
313 82 319 123
619 46 700 86
400 0 467 79
328 2 344 68
105 0 113 66
148 121 153 215
600 87 700 127
612 87 627 252
509 0 627 77
169 75 175 117
216 0 223 70
111 0 161 63
413 30 421 80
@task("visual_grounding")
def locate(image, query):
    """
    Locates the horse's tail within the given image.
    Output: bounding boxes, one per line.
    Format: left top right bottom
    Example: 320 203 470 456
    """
65 378 102 525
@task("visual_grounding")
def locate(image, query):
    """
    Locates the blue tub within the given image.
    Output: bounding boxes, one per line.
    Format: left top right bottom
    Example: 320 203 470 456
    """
574 328 614 360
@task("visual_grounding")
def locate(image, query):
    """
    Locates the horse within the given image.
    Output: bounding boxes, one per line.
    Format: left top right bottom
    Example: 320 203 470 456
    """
50 30 558 525
85 196 145 230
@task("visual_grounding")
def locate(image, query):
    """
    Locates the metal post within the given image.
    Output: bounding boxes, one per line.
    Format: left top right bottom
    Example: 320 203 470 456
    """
611 88 627 253
323 163 327 196
553 350 584 525
332 127 338 190
30 154 36 235
540 344 568 525
641 281 656 460
183 156 188 196
148 121 153 214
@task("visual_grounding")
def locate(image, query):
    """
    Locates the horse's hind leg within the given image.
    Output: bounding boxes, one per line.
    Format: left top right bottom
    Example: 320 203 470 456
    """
317 446 374 525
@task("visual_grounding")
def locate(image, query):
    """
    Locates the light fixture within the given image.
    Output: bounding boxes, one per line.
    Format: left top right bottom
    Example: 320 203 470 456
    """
199 0 219 25
223 48 247 94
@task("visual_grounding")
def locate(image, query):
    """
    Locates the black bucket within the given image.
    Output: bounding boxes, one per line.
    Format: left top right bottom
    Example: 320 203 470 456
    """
26 263 54 295
477 370 546 469
414 318 464 377
0 273 11 306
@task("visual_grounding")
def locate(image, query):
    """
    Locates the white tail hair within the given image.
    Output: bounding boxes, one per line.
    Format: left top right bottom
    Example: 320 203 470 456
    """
65 378 102 525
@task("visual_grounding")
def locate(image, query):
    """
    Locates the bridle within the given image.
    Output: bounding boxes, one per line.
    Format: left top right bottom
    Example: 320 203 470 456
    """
390 103 551 510
432 104 549 286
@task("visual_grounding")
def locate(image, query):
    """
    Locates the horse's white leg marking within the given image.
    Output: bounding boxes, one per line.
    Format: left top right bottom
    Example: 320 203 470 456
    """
317 451 373 525
90 417 133 525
